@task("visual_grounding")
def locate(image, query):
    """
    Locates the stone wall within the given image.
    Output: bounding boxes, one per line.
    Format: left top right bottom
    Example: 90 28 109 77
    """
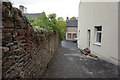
0 1 2 79
2 2 60 78
66 27 77 32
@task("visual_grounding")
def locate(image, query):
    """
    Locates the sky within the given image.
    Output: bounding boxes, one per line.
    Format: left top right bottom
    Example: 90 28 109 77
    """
10 0 81 20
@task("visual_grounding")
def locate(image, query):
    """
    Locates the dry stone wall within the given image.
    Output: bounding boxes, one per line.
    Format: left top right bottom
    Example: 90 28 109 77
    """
2 2 60 78
0 1 2 79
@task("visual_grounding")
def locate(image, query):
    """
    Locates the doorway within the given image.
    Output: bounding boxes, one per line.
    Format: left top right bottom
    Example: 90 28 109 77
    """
88 30 91 48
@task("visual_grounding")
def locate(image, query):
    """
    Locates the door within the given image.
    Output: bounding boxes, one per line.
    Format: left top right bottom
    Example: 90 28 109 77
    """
88 30 91 48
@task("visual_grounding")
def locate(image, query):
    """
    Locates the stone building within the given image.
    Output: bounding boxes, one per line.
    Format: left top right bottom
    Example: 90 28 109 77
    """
66 20 78 40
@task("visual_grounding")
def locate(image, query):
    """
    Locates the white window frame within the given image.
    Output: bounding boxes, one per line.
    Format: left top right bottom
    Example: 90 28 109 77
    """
96 31 102 43
94 26 102 46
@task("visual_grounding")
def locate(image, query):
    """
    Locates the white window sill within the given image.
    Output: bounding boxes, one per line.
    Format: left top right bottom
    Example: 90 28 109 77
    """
94 42 101 46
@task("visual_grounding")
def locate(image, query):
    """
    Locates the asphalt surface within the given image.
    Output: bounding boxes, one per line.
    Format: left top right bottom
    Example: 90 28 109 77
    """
42 40 119 78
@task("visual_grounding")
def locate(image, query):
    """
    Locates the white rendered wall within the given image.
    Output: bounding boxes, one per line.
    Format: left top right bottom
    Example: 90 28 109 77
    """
78 2 119 65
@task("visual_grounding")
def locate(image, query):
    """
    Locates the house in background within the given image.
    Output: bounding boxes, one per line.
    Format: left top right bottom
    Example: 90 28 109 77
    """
19 5 41 19
66 19 78 40
24 13 41 19
78 0 119 65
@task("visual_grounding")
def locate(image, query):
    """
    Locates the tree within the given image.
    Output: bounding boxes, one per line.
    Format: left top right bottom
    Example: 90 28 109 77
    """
48 13 56 21
57 17 66 40
28 12 66 40
70 17 77 20
58 17 64 21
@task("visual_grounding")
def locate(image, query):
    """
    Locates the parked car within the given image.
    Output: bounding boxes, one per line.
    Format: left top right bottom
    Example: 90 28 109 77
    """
73 38 78 43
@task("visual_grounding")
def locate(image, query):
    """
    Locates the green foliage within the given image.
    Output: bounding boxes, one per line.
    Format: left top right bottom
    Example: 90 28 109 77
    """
28 12 66 40
34 26 44 30
48 13 56 20
58 17 64 21
70 17 77 20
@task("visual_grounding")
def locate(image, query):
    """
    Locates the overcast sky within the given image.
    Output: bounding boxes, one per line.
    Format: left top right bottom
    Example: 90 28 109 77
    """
10 0 81 20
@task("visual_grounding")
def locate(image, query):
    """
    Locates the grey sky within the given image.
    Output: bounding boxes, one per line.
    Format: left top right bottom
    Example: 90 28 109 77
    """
10 0 80 20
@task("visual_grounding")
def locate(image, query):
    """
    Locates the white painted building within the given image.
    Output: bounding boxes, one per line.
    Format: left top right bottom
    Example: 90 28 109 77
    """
78 0 120 65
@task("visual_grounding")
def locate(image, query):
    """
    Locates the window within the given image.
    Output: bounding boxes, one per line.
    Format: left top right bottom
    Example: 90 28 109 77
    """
73 33 77 38
95 26 102 43
67 33 71 38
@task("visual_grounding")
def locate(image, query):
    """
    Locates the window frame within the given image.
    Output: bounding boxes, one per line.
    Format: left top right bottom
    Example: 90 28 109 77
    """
96 31 102 43
94 26 102 46
73 33 77 38
67 33 71 38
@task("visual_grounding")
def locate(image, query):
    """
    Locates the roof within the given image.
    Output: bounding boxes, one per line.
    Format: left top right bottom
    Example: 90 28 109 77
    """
66 20 78 27
24 13 41 19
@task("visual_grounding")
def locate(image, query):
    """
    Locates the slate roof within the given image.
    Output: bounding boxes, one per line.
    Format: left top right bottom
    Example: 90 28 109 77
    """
66 20 78 27
24 13 41 19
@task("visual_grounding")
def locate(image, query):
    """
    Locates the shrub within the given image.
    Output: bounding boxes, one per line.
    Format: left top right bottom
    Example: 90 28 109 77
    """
28 12 66 40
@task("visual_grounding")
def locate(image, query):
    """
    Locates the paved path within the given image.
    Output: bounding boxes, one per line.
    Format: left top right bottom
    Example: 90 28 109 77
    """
42 40 119 78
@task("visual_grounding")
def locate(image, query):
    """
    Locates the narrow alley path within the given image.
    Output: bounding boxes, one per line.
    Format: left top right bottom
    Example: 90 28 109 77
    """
42 41 119 78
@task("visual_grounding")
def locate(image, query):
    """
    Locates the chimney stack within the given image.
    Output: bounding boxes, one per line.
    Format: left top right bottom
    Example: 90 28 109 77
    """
66 17 69 23
19 5 27 13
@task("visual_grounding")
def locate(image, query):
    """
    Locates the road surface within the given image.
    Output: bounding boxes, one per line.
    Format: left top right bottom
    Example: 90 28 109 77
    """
42 40 119 78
